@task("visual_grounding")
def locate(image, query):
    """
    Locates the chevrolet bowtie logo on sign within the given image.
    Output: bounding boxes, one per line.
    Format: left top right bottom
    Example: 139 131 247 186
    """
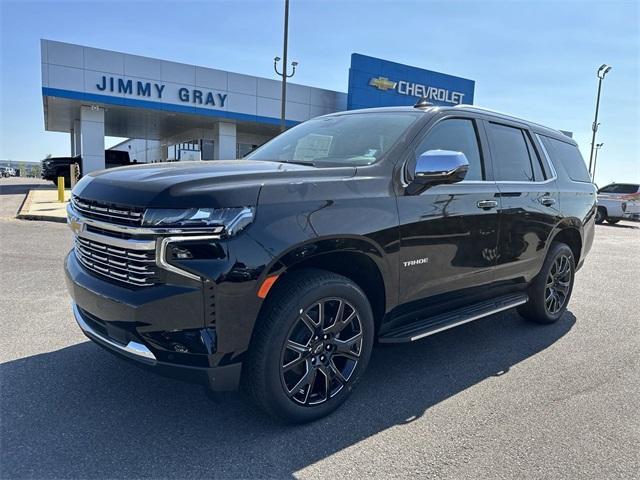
369 77 397 91
368 75 466 105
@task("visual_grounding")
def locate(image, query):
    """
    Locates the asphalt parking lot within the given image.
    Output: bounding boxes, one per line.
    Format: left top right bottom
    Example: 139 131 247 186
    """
1 178 639 479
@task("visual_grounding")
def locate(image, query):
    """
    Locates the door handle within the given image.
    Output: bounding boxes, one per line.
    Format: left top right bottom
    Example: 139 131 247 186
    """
477 200 498 210
540 197 556 206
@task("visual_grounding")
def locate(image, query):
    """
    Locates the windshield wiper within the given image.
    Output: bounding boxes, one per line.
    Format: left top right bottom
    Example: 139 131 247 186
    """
282 160 316 166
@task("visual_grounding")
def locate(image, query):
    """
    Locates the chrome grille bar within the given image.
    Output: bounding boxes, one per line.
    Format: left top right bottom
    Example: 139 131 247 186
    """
74 236 158 287
72 196 144 226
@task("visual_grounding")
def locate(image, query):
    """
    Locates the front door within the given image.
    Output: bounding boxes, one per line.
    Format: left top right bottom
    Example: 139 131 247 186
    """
397 116 500 306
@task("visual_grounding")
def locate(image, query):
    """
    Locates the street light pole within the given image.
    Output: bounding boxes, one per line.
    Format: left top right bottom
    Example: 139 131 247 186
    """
588 64 612 175
592 143 603 182
274 0 297 132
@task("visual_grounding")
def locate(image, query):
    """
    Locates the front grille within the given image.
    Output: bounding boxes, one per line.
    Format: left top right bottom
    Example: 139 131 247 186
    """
72 196 145 227
74 236 158 287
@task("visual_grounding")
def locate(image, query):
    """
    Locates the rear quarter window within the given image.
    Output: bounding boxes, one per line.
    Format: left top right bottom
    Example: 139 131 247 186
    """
540 135 591 182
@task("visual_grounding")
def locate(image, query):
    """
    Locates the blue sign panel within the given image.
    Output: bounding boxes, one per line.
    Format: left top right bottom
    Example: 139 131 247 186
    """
347 53 475 110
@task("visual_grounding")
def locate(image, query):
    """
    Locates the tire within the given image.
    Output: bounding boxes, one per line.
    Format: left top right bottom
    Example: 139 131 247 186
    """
518 242 575 324
606 218 620 224
595 207 606 224
246 268 375 424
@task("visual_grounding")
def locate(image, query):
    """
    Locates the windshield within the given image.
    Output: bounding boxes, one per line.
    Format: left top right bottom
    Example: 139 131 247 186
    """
246 112 420 166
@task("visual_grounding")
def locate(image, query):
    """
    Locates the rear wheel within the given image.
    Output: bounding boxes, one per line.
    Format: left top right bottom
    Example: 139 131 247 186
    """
247 269 374 423
595 207 606 224
519 242 575 324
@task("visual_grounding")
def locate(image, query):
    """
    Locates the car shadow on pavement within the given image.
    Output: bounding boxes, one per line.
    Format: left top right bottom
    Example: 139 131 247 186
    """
1 310 575 479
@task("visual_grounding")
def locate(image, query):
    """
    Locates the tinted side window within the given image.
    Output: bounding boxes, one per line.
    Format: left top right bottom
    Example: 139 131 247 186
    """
413 118 483 181
598 184 639 194
540 136 591 182
487 123 538 182
105 150 130 165
525 133 546 180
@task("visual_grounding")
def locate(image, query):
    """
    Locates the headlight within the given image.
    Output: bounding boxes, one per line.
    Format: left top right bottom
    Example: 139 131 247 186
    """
142 207 254 235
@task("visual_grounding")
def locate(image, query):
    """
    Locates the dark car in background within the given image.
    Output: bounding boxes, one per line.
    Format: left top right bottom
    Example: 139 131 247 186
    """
42 150 132 185
64 103 596 423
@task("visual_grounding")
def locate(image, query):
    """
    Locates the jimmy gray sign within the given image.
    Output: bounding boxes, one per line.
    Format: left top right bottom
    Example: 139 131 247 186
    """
95 75 228 107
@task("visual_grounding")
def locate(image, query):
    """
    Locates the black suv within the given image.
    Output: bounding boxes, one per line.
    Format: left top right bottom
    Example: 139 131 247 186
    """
42 150 132 185
64 104 596 423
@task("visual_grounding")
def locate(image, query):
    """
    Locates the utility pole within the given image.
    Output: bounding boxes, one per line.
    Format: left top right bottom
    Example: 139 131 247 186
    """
274 0 298 132
588 64 612 175
592 143 603 183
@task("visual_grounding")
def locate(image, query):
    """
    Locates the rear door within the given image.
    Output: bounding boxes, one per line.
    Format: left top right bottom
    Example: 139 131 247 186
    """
484 120 560 284
397 115 501 304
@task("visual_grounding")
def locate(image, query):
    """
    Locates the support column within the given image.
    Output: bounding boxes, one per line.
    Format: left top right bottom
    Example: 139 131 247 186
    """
213 122 237 160
70 129 75 156
73 119 81 156
80 106 105 173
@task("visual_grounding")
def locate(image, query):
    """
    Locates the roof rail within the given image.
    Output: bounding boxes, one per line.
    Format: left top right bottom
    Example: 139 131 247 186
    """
453 104 565 135
452 104 519 118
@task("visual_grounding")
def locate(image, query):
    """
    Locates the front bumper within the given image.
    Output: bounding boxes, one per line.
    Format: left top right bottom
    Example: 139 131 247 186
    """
65 252 242 391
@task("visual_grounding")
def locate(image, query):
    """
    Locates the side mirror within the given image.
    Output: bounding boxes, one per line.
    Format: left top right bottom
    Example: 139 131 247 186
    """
413 150 469 185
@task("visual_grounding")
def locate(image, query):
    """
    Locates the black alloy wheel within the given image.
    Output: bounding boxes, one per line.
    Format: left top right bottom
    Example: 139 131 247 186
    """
280 298 363 406
247 268 374 423
519 242 575 324
544 254 572 315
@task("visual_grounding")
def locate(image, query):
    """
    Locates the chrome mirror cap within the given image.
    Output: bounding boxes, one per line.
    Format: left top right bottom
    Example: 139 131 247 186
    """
414 150 469 185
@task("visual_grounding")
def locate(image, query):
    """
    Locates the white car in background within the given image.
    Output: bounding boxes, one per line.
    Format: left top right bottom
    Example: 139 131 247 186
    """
596 183 640 224
0 167 15 177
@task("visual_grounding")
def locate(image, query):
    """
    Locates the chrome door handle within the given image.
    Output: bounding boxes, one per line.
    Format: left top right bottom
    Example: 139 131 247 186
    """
540 197 556 206
477 200 498 210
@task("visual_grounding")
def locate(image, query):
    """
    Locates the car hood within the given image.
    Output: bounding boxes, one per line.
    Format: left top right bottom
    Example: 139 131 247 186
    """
72 160 356 208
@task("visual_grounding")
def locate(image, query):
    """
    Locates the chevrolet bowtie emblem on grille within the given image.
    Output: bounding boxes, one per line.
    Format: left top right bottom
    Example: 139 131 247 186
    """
68 215 83 235
369 76 397 91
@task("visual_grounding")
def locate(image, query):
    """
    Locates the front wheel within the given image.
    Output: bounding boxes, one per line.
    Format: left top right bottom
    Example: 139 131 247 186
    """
519 242 575 324
246 269 374 423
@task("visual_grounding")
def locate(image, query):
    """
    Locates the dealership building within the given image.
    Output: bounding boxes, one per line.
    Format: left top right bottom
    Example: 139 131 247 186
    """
41 39 475 173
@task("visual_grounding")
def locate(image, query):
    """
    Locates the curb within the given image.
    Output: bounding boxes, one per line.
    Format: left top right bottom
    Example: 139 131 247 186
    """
16 213 68 224
16 188 35 217
15 188 68 224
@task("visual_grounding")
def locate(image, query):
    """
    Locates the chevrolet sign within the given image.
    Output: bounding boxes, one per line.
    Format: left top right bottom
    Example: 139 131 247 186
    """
369 76 466 105
348 54 475 110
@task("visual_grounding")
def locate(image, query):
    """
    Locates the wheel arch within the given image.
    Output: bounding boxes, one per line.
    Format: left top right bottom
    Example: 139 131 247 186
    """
258 236 392 332
549 225 583 266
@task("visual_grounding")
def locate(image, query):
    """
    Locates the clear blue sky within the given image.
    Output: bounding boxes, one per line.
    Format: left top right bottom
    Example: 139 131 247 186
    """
1 0 638 186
